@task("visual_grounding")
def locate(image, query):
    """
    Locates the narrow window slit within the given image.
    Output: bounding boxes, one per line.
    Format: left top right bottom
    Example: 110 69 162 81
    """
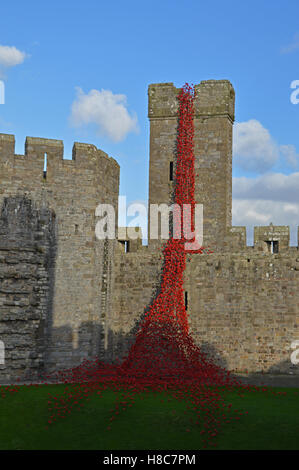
266 240 279 253
169 161 173 181
185 291 188 310
0 340 4 365
43 153 47 179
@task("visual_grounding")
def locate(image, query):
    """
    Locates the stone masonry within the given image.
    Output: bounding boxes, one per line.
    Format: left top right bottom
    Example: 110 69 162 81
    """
0 136 119 380
0 80 298 382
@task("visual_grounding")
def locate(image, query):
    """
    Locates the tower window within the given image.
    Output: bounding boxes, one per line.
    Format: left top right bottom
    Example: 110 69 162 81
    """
120 240 130 253
184 291 188 310
169 161 173 181
266 241 279 253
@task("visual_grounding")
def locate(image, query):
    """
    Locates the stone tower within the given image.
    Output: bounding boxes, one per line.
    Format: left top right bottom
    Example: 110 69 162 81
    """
0 134 120 381
147 80 235 252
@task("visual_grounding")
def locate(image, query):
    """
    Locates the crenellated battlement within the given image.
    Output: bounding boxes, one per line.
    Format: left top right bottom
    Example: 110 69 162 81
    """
0 134 120 215
227 224 299 251
0 131 120 243
0 133 15 157
0 133 119 173
148 80 235 121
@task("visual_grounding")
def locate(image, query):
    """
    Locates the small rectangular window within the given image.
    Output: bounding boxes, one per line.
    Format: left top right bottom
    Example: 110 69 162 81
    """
119 240 130 253
266 240 279 253
169 161 173 181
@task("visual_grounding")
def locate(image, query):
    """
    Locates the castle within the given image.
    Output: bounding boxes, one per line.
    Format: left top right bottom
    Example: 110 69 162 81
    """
0 80 298 383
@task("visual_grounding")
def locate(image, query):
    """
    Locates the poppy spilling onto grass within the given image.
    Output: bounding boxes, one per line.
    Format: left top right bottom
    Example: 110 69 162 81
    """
2 84 264 449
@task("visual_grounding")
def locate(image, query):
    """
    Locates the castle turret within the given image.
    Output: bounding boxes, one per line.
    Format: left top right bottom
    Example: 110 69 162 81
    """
254 223 290 253
0 133 120 379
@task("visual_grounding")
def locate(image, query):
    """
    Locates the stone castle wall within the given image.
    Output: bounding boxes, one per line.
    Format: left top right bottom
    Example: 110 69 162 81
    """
108 248 163 363
0 80 299 380
0 197 55 381
0 134 119 379
108 244 299 374
185 250 299 374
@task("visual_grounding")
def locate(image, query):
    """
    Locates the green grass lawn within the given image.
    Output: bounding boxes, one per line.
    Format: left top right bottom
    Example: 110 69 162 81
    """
0 384 298 450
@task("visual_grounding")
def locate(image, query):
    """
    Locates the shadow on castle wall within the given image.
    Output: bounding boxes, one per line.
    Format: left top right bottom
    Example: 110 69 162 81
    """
1 316 299 386
0 195 57 383
44 321 299 388
234 361 299 387
1 197 298 386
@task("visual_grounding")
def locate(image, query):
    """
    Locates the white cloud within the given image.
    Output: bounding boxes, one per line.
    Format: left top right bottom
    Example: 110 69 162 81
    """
0 45 27 67
232 199 299 246
279 144 299 169
70 87 139 142
280 32 299 54
232 173 299 246
233 119 299 173
233 119 279 173
233 172 299 202
284 203 299 214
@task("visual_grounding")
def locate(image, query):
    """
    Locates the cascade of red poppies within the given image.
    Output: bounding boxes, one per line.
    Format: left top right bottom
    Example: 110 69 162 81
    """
4 83 258 449
118 83 217 379
39 84 247 449
38 83 238 389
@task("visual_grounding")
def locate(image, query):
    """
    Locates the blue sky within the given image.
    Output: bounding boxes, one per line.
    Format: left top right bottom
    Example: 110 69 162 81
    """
0 0 299 245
